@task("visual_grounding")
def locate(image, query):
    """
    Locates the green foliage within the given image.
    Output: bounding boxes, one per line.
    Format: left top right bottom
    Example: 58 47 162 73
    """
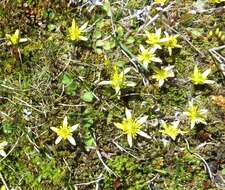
0 147 66 189
81 90 94 103
104 155 151 189
1 1 224 190
61 73 77 96
0 121 15 134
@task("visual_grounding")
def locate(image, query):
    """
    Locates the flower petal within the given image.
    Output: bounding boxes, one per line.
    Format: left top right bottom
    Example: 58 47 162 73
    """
79 36 88 41
55 136 62 144
123 67 132 75
127 81 136 87
204 80 215 84
152 57 162 63
137 116 148 125
156 28 161 35
137 130 151 139
0 141 8 147
63 116 68 127
142 62 149 70
115 86 120 94
168 47 172 56
80 22 88 31
202 69 211 77
68 136 76 146
200 109 208 114
50 127 59 133
160 37 170 43
159 79 164 87
172 120 180 128
125 108 132 120
0 150 7 157
127 134 133 147
71 124 79 132
139 44 145 52
164 65 174 71
114 122 123 129
98 81 112 85
190 120 195 129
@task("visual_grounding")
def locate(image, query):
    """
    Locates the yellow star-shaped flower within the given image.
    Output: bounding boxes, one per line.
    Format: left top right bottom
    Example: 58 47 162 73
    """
98 67 136 95
183 100 207 129
68 19 88 41
160 33 182 56
51 116 79 145
160 120 185 140
191 65 214 85
114 108 150 147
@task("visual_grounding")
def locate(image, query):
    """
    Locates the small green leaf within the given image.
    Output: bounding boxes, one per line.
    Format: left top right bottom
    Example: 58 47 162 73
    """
94 31 102 39
103 0 112 17
96 40 104 47
81 91 94 102
47 24 56 32
222 168 225 175
62 73 73 86
2 122 15 134
95 48 103 54
127 36 135 44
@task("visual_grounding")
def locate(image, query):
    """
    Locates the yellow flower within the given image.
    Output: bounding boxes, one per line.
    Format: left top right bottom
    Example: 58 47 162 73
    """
1 185 6 190
152 65 174 87
160 120 185 140
154 0 167 6
209 0 225 4
0 141 8 157
160 33 182 56
68 19 88 41
191 65 214 85
5 29 27 46
145 28 162 49
50 116 79 145
114 108 150 147
137 45 162 70
183 100 207 129
98 67 136 95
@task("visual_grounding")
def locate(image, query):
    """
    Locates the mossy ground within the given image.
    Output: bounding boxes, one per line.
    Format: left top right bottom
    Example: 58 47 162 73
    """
0 0 225 190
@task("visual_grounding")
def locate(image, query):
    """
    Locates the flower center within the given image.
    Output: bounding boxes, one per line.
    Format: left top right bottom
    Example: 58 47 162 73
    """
147 34 160 44
189 106 202 120
111 73 125 89
167 38 177 48
157 69 168 80
122 118 141 137
69 27 81 41
192 73 206 84
57 126 72 139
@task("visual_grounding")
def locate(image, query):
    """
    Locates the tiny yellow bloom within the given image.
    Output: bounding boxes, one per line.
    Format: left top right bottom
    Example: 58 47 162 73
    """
0 141 8 157
98 67 136 95
209 0 225 4
183 100 207 129
50 116 79 145
152 65 174 87
145 28 162 49
191 65 214 85
68 19 88 41
1 185 6 190
137 45 162 70
5 29 20 45
160 120 185 140
114 108 150 147
160 33 182 56
154 0 167 6
5 29 27 46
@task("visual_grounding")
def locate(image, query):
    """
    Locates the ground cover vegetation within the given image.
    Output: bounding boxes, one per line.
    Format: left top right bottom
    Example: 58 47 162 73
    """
0 0 225 189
